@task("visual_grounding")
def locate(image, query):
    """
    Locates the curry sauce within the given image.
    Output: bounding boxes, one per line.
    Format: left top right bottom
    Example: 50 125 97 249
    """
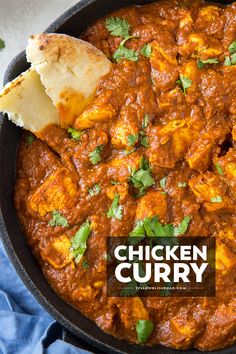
15 0 236 351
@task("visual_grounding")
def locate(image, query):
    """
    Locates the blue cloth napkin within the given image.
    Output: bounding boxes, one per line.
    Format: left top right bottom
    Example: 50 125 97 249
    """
0 240 91 354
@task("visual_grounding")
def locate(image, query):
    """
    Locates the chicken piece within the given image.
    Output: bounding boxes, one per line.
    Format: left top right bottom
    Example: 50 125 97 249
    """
150 40 179 92
74 99 116 130
181 61 201 103
111 107 140 150
117 297 149 329
223 66 236 116
222 3 236 48
106 182 129 201
189 172 232 212
147 120 199 169
179 33 223 59
136 191 167 223
186 132 215 172
158 308 204 350
195 6 225 37
216 241 236 274
200 70 226 113
40 235 73 269
107 151 142 182
196 303 236 350
27 168 79 216
217 149 236 198
72 285 98 302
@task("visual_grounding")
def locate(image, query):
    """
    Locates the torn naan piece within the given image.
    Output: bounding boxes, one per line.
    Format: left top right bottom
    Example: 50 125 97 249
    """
27 33 112 128
0 69 59 134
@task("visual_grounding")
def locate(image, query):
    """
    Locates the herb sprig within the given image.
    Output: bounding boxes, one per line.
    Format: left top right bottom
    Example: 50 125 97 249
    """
176 74 192 94
48 210 69 227
129 157 155 196
107 193 123 220
89 145 104 165
70 220 91 263
197 58 219 69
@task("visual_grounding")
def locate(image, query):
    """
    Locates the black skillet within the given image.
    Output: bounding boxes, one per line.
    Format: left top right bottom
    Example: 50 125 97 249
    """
0 0 235 353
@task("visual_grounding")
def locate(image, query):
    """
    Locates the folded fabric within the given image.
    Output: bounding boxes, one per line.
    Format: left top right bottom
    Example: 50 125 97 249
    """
0 240 91 354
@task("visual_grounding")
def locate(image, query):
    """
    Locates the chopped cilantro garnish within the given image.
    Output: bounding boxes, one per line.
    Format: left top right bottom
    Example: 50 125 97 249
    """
111 180 119 185
228 41 236 55
210 196 222 203
224 42 236 66
231 53 236 65
129 167 155 196
176 74 192 94
89 145 104 165
107 193 123 220
0 38 5 50
140 44 152 58
26 134 35 145
113 36 139 62
82 259 89 269
88 184 101 196
70 220 91 263
177 182 187 188
215 162 223 176
48 210 69 227
197 58 219 69
142 114 149 129
136 320 154 343
127 133 139 146
105 17 130 37
123 148 136 155
160 177 167 190
140 135 149 147
224 56 232 67
68 127 83 141
173 216 191 236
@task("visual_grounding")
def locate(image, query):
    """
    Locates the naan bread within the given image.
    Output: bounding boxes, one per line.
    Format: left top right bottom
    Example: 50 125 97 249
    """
0 69 59 133
27 33 112 127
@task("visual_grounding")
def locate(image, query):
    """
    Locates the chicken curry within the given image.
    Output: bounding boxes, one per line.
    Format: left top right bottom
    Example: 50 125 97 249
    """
15 0 236 351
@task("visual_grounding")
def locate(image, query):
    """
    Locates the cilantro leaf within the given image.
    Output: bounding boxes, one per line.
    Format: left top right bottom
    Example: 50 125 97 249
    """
127 133 139 146
176 74 192 94
89 145 104 165
231 53 236 65
142 114 149 129
224 56 232 67
173 216 191 236
160 177 167 190
68 127 83 141
26 134 35 145
197 58 219 69
107 193 123 220
140 135 149 147
48 210 69 227
113 36 139 62
82 259 89 269
70 220 91 263
129 157 155 196
0 38 5 50
88 184 101 196
136 320 154 343
106 17 130 37
228 41 236 55
215 162 223 176
140 44 152 58
210 196 222 203
177 182 187 188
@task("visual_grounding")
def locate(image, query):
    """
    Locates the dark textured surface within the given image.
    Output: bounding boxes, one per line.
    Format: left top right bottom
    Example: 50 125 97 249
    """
0 1 235 353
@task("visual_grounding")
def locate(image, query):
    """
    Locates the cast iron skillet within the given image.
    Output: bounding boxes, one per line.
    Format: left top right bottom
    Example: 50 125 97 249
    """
0 1 235 353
